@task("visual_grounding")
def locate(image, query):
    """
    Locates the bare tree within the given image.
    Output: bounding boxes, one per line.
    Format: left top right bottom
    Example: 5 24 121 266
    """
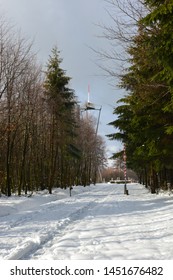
93 0 147 81
0 16 42 195
78 113 106 185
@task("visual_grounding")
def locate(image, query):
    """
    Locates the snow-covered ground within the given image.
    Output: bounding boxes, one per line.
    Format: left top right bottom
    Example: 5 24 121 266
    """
0 183 173 260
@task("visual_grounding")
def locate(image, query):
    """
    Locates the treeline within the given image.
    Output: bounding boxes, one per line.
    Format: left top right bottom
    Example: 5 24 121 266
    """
102 167 137 183
0 17 106 196
106 0 173 193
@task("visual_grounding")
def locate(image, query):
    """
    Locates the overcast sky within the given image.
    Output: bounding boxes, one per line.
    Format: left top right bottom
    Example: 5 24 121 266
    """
0 0 125 160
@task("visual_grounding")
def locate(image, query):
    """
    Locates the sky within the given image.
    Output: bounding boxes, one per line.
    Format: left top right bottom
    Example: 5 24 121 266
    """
0 0 125 160
1 183 173 261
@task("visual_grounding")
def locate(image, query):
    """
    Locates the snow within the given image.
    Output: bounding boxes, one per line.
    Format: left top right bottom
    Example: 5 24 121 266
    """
0 183 173 260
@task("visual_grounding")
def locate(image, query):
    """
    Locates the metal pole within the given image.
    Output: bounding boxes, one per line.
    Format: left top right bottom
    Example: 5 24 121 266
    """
123 144 128 195
95 106 102 136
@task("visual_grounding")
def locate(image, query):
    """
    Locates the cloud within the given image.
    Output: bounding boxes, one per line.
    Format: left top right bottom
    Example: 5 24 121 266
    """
0 0 124 159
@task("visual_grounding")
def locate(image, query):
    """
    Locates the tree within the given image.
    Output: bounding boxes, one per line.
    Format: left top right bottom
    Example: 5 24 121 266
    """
0 17 107 196
43 46 77 193
105 0 173 192
77 113 107 185
0 16 41 196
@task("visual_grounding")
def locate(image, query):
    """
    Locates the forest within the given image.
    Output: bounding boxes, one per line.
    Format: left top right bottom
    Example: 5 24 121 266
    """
0 17 106 196
1 0 173 196
105 0 173 193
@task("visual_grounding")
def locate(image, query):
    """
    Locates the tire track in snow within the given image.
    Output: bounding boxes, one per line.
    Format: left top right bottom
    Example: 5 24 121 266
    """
5 199 97 260
6 217 70 260
27 189 117 259
6 187 116 260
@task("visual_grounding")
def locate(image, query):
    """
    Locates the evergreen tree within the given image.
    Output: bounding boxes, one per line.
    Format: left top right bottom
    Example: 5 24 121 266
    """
44 46 77 193
107 0 173 193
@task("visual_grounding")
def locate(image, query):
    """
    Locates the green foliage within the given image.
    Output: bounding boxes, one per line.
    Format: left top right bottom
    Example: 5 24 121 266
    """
44 46 76 118
43 46 78 192
107 0 173 192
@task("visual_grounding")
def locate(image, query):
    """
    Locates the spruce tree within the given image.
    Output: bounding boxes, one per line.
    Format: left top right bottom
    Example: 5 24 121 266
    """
107 0 173 192
44 46 77 193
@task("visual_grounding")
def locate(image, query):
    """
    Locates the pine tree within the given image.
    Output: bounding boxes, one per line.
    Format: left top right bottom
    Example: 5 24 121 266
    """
44 46 77 193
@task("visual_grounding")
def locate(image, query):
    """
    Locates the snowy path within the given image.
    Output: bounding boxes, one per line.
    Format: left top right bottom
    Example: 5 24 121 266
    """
0 183 173 260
